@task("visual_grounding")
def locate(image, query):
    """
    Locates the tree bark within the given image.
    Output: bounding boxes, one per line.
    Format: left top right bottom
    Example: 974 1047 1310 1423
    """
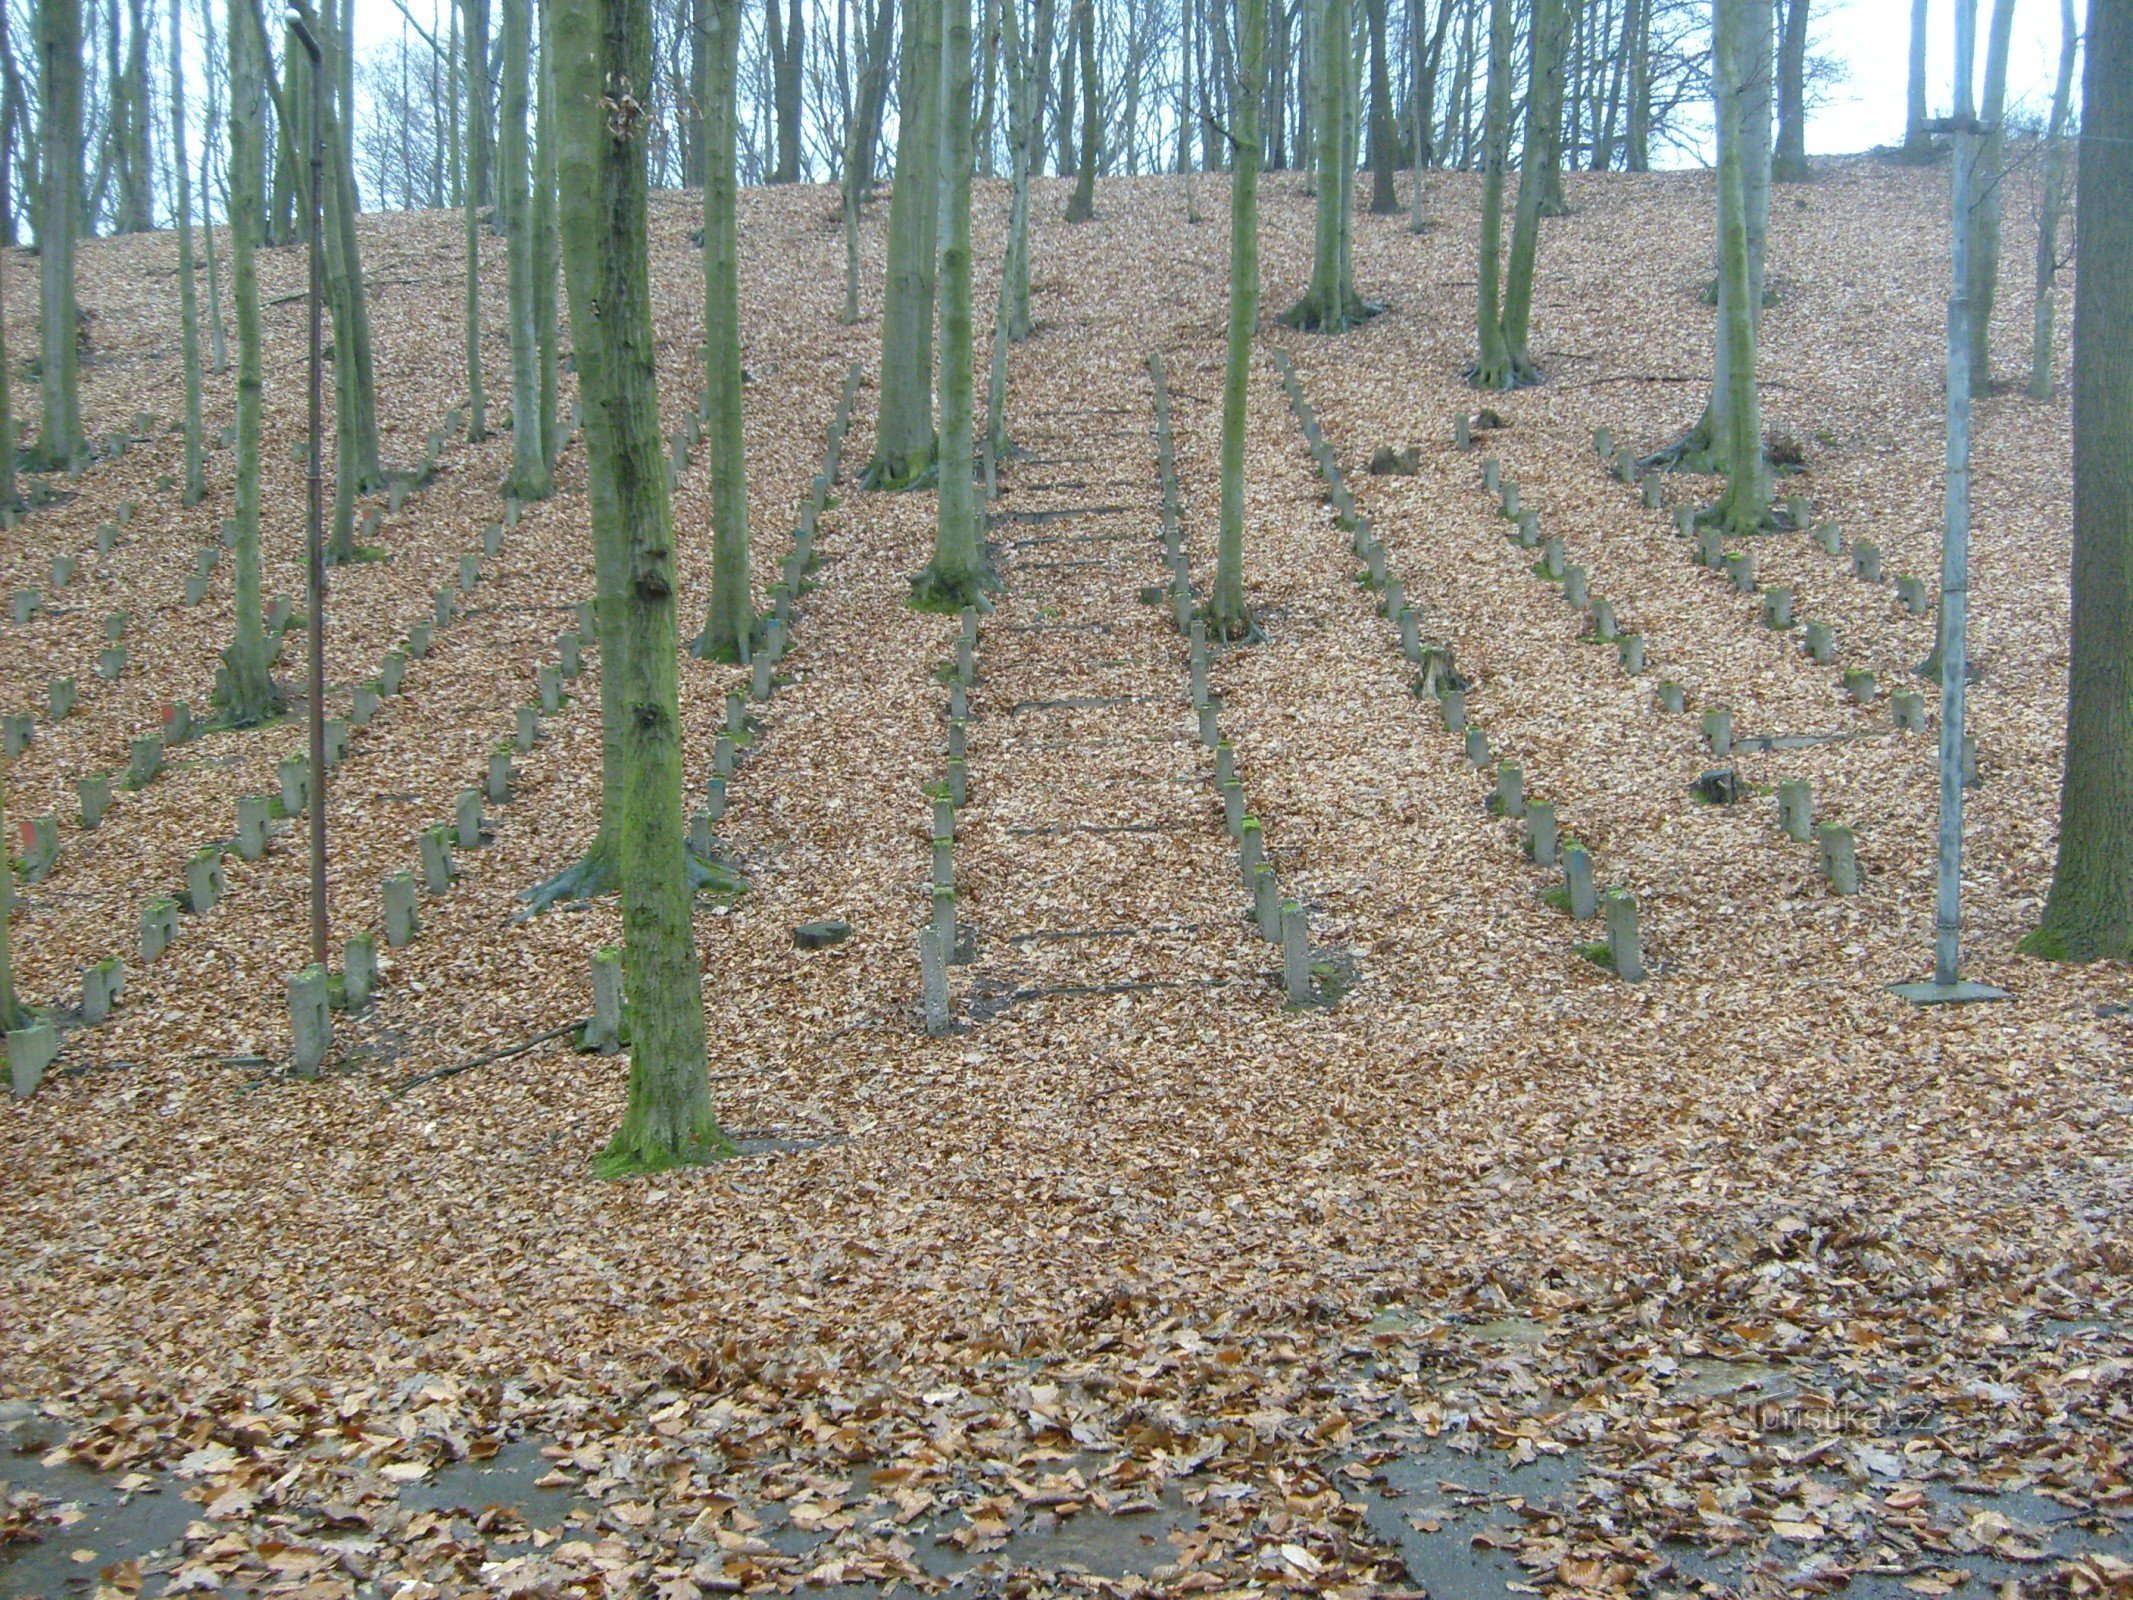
463 0 487 438
1364 0 1395 212
697 0 751 660
219 0 283 726
2033 0 2133 962
171 0 207 506
1967 0 2017 386
869 0 942 484
33 0 82 471
1064 0 1097 217
1212 0 1265 638
548 0 728 1174
500 0 550 498
2028 0 2077 401
768 0 804 180
1468 0 1511 384
1709 0 1769 534
914 0 983 608
1285 0 1364 329
1499 0 1560 383
1901 0 1930 160
1771 0 1808 181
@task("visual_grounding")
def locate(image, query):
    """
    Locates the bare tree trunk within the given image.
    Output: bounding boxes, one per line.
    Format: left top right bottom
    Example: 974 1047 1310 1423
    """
2028 0 2077 401
914 0 984 608
462 0 487 437
697 0 751 660
868 0 942 485
219 0 282 725
1709 0 1770 533
33 0 83 471
548 0 728 1174
1064 0 1097 216
2033 0 2133 962
1967 0 2017 386
170 0 206 505
1771 0 1808 181
500 0 549 498
1285 0 1364 328
1468 0 1510 383
1365 0 1396 211
1499 0 1560 381
1212 0 1265 637
1901 0 1930 161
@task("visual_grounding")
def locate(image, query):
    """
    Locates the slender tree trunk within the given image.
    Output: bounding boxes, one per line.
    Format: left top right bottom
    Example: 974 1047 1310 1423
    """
1968 0 2017 386
201 0 229 372
698 0 751 659
500 0 549 498
2034 0 2133 961
2029 0 2077 401
0 241 15 511
0 760 27 1032
463 0 487 436
1709 0 1769 533
33 0 82 471
547 0 727 1174
1055 0 1076 172
975 0 1000 172
1771 0 1808 180
1002 0 1034 337
534 18 558 469
171 0 206 505
1468 0 1510 384
1901 0 1930 160
915 0 983 607
1286 0 1363 329
1212 0 1264 637
220 0 282 725
769 0 804 180
1364 0 1394 211
1064 0 1097 216
1624 0 1649 170
869 0 942 485
1498 0 1559 382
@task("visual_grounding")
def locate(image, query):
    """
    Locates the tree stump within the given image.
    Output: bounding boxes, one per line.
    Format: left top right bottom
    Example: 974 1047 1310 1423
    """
1843 668 1876 705
1778 779 1814 842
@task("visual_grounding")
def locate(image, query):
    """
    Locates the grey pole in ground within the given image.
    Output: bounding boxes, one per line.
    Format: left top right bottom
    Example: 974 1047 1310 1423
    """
1893 0 2008 1009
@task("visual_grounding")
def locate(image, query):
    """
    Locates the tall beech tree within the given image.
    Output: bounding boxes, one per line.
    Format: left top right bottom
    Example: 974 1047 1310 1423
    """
1706 0 1770 533
1063 0 1096 219
171 0 208 506
1468 0 1512 384
1966 0 2017 388
1285 0 1365 330
500 0 551 500
1771 0 1808 182
914 0 984 609
33 0 83 471
2031 0 2133 962
548 0 730 1174
219 0 283 727
1499 0 1563 384
1211 0 1266 638
2029 0 2077 401
868 0 942 485
696 0 751 660
463 0 488 439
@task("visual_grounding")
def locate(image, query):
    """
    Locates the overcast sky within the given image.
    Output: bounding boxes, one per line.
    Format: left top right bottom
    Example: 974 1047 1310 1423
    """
1809 0 2077 155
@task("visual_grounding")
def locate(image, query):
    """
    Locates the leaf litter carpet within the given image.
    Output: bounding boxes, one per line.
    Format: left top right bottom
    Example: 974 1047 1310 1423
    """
1 161 2130 1600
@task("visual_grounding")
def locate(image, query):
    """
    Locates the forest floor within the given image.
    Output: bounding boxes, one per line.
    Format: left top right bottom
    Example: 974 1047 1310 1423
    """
1 157 2129 1600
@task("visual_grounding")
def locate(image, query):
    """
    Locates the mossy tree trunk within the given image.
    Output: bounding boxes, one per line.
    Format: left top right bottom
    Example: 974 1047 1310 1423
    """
1211 0 1265 640
1708 0 1769 535
0 249 14 512
1000 0 1034 341
2033 0 2133 963
219 0 283 727
171 0 208 506
697 0 751 660
534 24 560 467
767 0 803 182
1498 0 1561 385
1063 0 1096 219
2028 0 2077 401
500 0 551 500
33 0 82 472
548 0 729 1175
1468 0 1511 386
914 0 984 610
840 0 894 322
869 0 942 486
1287 0 1365 330
0 762 27 1033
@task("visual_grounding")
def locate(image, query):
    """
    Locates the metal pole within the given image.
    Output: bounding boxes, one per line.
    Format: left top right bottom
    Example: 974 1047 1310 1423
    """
1894 0 2006 1008
289 9 328 974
